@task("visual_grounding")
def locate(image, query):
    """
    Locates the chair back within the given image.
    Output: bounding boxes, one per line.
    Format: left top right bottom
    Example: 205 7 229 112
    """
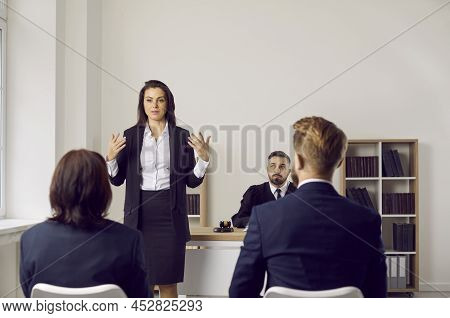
31 283 127 298
264 286 363 298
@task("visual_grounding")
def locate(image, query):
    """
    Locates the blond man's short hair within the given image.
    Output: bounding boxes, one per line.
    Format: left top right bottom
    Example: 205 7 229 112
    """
293 116 347 175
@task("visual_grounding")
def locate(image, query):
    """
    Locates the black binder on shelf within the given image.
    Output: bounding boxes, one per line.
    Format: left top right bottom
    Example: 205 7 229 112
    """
393 223 415 252
361 188 376 211
186 194 200 215
383 151 395 177
392 150 405 177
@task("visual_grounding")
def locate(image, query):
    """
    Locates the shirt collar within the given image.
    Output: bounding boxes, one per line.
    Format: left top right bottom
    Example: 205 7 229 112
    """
144 121 169 138
269 180 290 195
297 178 333 189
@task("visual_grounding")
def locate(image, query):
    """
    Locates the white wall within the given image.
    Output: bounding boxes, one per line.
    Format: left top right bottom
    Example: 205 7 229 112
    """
2 0 102 297
60 0 88 154
101 0 450 290
3 0 57 298
6 0 102 220
86 0 102 152
56 0 102 158
6 0 57 219
3 0 449 294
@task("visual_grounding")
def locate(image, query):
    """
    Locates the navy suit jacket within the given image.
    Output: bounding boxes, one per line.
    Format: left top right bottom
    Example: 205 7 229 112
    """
229 182 387 298
110 124 204 243
20 220 151 298
231 182 297 228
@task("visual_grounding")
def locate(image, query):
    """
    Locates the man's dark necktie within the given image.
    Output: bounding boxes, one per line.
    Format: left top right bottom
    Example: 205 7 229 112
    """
275 188 282 200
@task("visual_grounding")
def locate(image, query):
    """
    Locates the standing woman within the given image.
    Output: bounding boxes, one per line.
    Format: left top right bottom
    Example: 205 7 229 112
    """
106 80 210 298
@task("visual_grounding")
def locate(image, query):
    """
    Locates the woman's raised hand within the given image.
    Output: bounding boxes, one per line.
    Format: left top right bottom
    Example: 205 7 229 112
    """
107 133 126 161
188 132 211 162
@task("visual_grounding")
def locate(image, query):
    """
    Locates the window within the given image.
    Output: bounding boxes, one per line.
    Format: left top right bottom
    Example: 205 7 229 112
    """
0 17 5 218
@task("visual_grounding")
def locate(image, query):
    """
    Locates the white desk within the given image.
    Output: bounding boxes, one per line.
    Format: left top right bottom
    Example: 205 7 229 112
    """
179 227 246 297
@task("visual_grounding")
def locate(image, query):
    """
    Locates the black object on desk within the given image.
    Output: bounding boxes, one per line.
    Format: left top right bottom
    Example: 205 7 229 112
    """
213 220 234 233
213 227 234 233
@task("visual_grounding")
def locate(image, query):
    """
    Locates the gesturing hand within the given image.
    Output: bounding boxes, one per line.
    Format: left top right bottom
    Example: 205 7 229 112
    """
188 132 211 162
107 133 126 161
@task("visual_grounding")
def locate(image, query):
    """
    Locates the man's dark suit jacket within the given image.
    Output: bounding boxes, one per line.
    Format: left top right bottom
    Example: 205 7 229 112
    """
110 124 204 243
229 182 387 298
20 220 150 298
231 182 297 228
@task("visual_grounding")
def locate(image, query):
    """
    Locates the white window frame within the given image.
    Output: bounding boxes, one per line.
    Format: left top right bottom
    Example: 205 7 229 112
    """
0 17 6 218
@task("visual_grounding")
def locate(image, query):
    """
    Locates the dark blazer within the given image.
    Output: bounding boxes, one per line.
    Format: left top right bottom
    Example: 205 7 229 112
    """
110 124 204 242
20 220 150 298
229 182 387 298
231 182 297 228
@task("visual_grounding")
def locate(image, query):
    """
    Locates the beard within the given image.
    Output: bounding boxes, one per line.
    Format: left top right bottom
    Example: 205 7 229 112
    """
270 174 286 186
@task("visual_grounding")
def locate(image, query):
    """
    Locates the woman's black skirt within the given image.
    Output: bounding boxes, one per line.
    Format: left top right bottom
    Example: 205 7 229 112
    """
139 189 185 285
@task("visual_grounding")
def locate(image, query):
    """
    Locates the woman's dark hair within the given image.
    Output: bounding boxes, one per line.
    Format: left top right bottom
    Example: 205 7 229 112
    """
137 80 176 127
49 149 112 229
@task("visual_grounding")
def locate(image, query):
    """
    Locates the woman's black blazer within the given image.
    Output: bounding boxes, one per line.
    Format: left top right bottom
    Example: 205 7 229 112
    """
110 124 204 242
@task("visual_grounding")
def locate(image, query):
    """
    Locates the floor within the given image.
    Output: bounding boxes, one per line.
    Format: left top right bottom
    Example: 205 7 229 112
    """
394 291 449 298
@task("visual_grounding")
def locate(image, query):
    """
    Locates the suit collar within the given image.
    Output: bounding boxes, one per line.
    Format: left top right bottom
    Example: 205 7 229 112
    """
144 121 169 138
295 181 339 195
168 125 179 207
137 125 145 172
287 182 297 194
297 178 333 189
169 125 177 173
263 182 275 200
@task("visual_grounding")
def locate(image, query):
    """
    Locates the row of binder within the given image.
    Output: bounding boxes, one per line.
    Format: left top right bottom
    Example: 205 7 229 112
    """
345 156 379 178
382 149 405 177
346 187 376 211
386 255 410 289
186 194 200 215
382 193 415 214
393 223 415 252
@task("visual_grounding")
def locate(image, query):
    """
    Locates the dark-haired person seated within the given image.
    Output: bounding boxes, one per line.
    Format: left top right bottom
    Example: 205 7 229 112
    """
231 151 297 228
20 150 151 298
229 117 387 298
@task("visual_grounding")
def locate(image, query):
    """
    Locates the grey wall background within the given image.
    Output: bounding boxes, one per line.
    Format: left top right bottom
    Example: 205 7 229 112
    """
2 0 449 296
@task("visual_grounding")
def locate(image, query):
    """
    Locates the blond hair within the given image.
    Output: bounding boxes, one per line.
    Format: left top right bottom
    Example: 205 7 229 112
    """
293 116 347 174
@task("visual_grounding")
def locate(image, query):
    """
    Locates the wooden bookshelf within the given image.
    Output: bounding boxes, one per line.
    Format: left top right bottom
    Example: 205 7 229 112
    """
187 175 208 227
340 139 419 295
